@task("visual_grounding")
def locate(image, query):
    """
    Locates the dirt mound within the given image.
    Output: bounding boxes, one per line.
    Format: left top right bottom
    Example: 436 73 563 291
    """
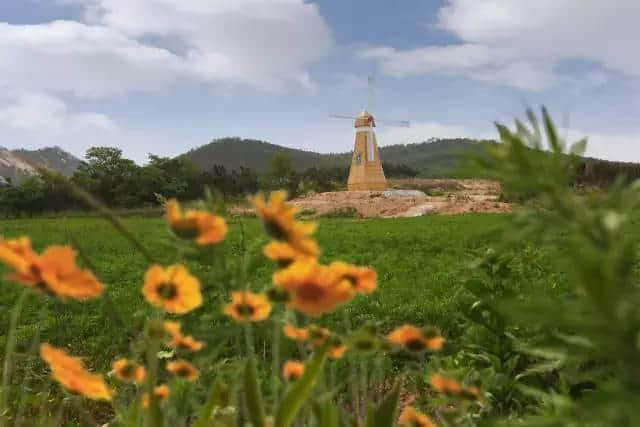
290 179 511 218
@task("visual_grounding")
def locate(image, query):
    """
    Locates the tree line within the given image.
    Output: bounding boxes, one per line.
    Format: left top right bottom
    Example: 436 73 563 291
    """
574 158 640 187
0 147 419 216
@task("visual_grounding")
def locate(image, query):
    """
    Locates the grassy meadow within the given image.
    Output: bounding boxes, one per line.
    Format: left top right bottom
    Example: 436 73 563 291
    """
0 213 570 420
0 214 555 362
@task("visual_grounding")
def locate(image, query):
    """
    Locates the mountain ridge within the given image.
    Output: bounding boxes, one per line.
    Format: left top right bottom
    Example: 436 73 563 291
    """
0 146 83 182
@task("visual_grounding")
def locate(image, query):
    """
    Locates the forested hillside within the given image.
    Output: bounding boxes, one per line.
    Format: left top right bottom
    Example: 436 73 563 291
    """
181 137 494 177
181 138 349 172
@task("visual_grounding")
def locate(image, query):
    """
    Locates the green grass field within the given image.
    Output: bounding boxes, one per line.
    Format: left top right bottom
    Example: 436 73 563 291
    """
0 214 567 372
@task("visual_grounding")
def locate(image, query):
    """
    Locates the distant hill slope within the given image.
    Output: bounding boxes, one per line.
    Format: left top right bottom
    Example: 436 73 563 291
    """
181 138 348 172
12 146 82 176
0 147 37 182
379 139 495 177
181 137 494 177
0 146 82 181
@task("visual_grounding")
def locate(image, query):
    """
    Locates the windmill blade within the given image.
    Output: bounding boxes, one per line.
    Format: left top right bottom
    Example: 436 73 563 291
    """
367 76 376 112
329 114 358 120
376 118 410 127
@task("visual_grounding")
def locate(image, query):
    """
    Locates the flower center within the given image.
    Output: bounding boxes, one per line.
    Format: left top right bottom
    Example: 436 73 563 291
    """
264 220 288 241
236 304 256 317
172 221 199 239
344 274 358 287
278 258 294 268
176 366 192 377
120 364 136 378
405 338 426 351
157 283 178 300
296 282 326 301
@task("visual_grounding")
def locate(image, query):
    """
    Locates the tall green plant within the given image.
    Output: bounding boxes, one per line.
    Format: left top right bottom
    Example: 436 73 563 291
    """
473 108 640 426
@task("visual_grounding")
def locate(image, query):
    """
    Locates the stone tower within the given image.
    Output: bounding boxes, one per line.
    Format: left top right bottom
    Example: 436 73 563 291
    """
347 110 387 191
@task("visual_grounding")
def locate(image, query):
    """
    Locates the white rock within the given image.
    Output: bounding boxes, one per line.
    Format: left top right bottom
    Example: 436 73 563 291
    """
382 189 427 199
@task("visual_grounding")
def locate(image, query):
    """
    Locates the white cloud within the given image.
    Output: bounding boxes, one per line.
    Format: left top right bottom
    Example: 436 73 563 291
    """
0 0 332 159
0 91 198 162
0 21 195 97
362 0 640 90
0 92 121 156
0 92 116 133
92 0 332 81
1 0 332 96
361 45 554 90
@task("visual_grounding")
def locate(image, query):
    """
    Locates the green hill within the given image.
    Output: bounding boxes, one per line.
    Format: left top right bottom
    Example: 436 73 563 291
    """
180 137 495 177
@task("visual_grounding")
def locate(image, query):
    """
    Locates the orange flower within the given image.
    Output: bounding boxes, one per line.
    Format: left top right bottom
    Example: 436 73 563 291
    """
163 320 181 337
283 324 310 341
329 261 377 294
142 384 170 408
167 360 199 381
308 325 331 346
273 260 353 316
251 191 297 240
112 359 146 383
430 374 462 394
0 238 103 300
263 241 317 267
0 237 37 276
40 343 112 401
398 406 435 427
251 192 319 256
283 360 305 381
223 291 272 322
388 325 445 352
163 321 204 352
329 344 347 360
143 265 202 314
460 385 482 400
430 374 481 400
166 199 227 245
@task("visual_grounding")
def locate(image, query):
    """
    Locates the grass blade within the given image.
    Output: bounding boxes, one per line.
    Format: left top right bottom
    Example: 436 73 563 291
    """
365 381 400 427
0 290 28 427
274 346 328 427
244 357 266 427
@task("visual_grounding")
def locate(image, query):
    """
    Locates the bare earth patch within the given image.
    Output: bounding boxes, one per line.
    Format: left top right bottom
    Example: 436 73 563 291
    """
289 179 511 218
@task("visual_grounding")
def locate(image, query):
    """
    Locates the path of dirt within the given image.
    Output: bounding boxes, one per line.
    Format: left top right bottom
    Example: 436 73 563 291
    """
289 179 511 218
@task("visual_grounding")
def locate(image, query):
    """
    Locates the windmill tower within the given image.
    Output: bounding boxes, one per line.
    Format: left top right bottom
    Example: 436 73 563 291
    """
331 77 409 191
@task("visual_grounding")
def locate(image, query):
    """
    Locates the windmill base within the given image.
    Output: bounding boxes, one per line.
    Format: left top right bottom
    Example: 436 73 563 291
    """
347 182 387 191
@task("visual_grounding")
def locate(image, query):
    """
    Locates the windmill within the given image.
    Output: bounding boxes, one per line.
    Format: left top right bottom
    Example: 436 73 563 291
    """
330 77 410 191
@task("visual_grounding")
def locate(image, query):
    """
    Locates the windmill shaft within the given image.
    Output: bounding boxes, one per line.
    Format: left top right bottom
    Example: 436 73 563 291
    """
376 119 410 127
329 114 358 120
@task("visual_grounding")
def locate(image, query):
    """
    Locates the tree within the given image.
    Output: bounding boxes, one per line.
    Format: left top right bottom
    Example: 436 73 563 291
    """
71 147 137 206
264 153 300 196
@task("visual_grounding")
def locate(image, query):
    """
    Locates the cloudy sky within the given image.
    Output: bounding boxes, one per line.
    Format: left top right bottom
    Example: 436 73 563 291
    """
1 0 640 163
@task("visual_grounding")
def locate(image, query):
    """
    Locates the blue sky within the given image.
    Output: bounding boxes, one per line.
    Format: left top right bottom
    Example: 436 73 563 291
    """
1 0 640 163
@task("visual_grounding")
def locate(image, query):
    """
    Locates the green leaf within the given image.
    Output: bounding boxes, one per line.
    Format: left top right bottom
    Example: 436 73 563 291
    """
244 357 266 427
526 107 542 142
312 397 340 427
365 382 400 427
274 346 329 427
515 359 565 381
542 106 563 153
569 138 587 156
193 381 232 427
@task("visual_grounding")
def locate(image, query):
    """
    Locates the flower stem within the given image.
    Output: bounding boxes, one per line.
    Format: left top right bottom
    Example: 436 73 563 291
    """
144 319 162 427
0 289 28 427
